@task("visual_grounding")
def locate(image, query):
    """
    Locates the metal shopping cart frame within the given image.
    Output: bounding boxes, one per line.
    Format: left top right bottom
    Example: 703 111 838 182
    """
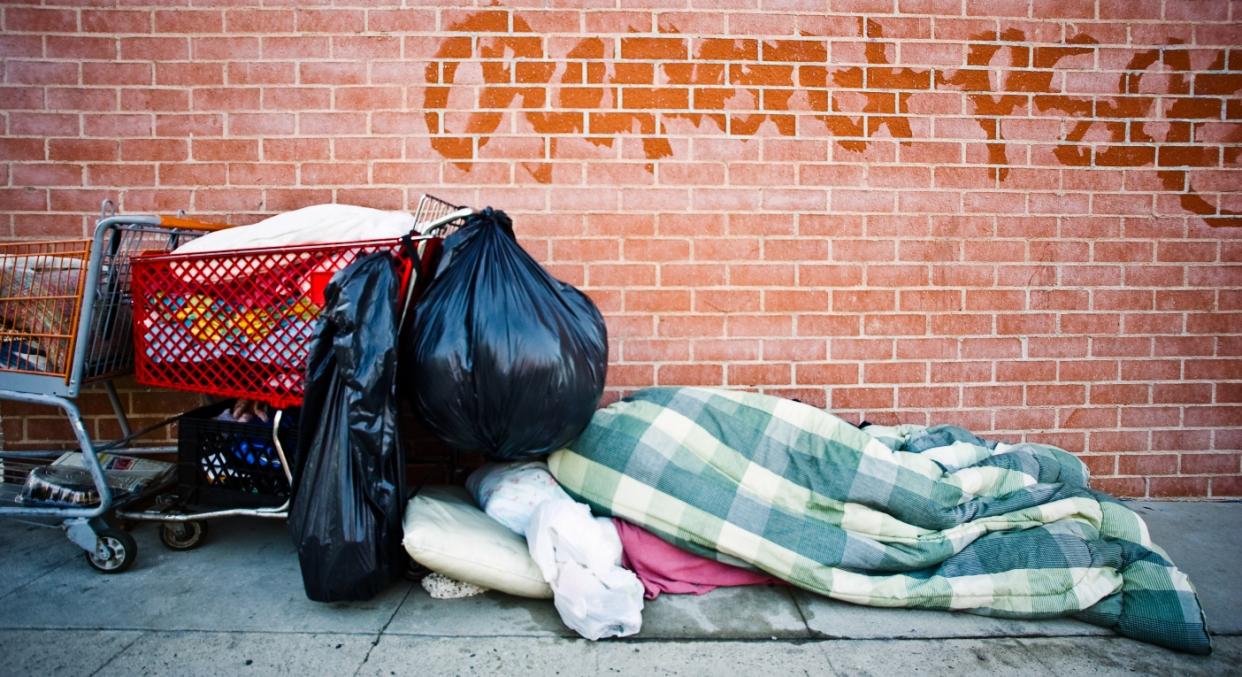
116 194 472 553
0 200 225 572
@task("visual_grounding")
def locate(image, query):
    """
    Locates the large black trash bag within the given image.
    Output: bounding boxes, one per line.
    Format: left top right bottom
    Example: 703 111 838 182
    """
288 252 405 602
408 207 607 460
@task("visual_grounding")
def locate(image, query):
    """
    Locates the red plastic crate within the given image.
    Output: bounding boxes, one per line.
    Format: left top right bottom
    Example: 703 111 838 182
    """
131 238 417 408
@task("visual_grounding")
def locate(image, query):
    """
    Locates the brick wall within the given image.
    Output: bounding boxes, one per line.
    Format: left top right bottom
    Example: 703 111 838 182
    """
1 1 1240 498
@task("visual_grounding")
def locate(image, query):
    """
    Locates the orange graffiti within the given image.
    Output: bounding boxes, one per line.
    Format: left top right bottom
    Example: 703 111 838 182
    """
423 12 1241 226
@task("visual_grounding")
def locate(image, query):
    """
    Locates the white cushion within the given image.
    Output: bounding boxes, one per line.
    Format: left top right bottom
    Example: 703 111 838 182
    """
401 486 552 599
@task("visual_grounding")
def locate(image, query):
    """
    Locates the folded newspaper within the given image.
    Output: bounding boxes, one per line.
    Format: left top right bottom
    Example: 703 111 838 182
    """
17 451 174 507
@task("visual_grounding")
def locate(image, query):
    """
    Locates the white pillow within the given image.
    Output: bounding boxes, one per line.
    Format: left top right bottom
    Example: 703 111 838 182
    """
465 461 572 535
401 486 552 599
173 204 416 254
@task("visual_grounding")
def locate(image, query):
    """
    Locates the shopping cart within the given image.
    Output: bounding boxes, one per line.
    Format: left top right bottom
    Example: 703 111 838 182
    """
0 200 224 572
120 195 471 551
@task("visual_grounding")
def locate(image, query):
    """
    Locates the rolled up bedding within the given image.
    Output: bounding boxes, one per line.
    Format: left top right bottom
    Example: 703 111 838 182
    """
547 386 1211 654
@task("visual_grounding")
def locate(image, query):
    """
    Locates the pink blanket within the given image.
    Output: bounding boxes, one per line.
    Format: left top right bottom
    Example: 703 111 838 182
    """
613 519 782 600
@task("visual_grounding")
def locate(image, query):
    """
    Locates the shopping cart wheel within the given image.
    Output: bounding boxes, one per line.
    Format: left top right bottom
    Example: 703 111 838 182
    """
84 528 137 574
159 520 207 551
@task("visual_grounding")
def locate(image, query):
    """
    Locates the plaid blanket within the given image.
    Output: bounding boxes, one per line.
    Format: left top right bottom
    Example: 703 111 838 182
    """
547 387 1211 654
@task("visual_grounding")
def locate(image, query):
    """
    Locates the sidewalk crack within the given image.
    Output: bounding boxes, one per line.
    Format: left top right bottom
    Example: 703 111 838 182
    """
0 546 79 606
352 583 414 676
87 630 146 677
787 588 814 639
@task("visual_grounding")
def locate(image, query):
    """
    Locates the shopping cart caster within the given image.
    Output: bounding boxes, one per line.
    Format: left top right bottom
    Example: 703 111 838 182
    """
159 519 207 551
84 528 138 574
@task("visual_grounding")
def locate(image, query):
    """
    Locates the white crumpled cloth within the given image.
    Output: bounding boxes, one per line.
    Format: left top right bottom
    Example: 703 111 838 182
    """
467 461 644 640
525 498 644 640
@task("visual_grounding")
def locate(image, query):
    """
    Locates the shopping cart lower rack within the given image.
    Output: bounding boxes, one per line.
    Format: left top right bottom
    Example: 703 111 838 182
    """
0 201 222 572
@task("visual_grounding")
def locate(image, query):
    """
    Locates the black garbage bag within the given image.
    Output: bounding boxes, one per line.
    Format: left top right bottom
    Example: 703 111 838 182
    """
408 207 607 460
288 252 405 602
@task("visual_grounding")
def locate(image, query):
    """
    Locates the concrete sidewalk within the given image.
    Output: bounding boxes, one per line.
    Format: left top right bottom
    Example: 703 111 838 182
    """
0 501 1237 676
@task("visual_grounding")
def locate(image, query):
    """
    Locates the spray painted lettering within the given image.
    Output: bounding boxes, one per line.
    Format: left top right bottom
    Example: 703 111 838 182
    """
423 13 1241 226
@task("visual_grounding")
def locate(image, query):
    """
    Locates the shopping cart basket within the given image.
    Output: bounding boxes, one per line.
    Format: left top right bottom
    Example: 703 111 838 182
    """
131 195 470 408
119 195 471 550
0 200 224 572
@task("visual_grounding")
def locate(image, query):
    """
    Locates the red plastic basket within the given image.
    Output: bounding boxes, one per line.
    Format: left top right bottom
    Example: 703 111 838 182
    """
132 238 419 408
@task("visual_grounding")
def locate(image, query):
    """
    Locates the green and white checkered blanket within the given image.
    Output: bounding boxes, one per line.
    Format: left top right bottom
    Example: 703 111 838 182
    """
547 387 1211 654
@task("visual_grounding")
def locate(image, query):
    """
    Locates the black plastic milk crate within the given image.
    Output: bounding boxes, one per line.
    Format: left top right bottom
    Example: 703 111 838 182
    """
176 401 299 509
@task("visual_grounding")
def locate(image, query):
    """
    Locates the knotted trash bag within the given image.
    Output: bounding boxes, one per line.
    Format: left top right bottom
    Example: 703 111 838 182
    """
408 207 607 460
288 252 406 602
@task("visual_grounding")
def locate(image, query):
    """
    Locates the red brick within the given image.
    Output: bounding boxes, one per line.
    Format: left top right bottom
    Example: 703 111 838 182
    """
797 363 858 386
1152 383 1213 405
766 290 829 312
225 9 295 33
1149 476 1209 498
88 164 155 187
1027 384 1086 406
120 139 187 162
333 35 402 60
622 38 688 60
899 386 960 408
48 139 116 161
5 61 74 86
963 386 1023 407
1080 453 1118 477
46 35 116 60
832 387 894 409
335 87 403 111
191 139 258 162
0 183 51 210
1093 477 1146 498
1091 431 1149 453
1118 453 1178 476
1182 453 1240 475
1212 477 1242 498
763 339 827 362
864 362 927 384
10 113 79 137
729 363 792 386
624 339 690 363
227 163 295 187
159 163 226 186
1089 383 1150 405
863 314 927 336
657 363 724 386
796 315 859 337
994 407 1057 430
5 8 77 33
833 290 894 312
1120 407 1183 428
260 138 328 162
82 9 151 33
1153 429 1212 451
157 63 224 87
689 339 759 362
997 361 1057 382
1185 407 1242 428
609 364 656 388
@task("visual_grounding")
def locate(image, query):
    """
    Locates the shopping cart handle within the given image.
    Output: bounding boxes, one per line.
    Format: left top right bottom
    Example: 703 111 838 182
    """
418 207 473 234
158 215 232 231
